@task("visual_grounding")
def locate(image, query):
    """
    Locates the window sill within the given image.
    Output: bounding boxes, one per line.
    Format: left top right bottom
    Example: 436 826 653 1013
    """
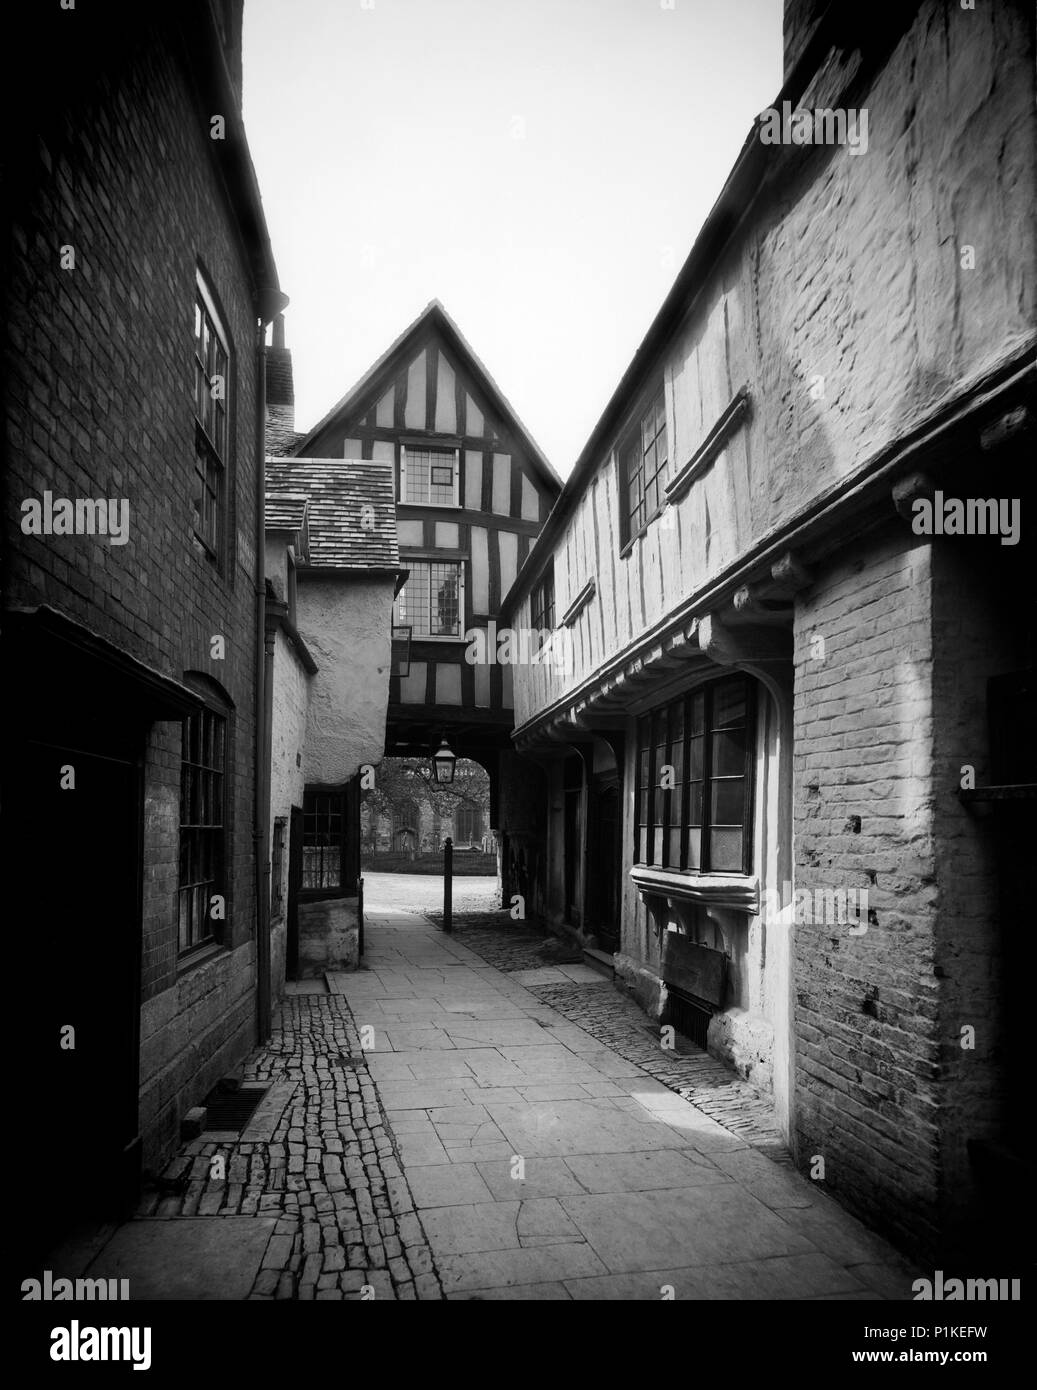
560 578 596 627
176 940 229 975
629 865 759 915
619 508 667 559
397 501 462 511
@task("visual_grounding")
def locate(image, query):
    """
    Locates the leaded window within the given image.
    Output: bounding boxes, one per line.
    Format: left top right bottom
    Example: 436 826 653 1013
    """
393 561 463 638
402 446 458 506
531 566 555 632
178 707 226 954
621 390 668 542
634 675 754 874
193 278 230 556
302 789 345 891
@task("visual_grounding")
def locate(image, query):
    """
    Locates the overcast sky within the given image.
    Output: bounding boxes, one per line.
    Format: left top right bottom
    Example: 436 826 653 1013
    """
243 0 784 476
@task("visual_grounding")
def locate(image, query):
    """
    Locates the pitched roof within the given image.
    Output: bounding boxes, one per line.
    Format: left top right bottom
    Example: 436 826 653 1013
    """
265 460 400 571
289 300 562 492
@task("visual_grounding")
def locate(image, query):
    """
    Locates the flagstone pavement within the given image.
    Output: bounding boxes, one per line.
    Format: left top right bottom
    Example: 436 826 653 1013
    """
102 878 919 1301
323 896 920 1300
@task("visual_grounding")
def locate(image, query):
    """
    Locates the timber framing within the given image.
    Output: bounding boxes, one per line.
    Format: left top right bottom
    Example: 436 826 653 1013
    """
512 345 1036 751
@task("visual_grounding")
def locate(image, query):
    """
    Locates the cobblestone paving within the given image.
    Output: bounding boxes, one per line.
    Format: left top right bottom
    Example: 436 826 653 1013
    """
425 909 558 972
140 989 443 1300
527 982 790 1160
423 907 788 1158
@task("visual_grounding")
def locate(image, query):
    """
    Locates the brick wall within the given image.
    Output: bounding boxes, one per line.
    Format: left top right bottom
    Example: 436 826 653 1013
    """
930 536 1020 1250
792 525 943 1256
4 13 264 1172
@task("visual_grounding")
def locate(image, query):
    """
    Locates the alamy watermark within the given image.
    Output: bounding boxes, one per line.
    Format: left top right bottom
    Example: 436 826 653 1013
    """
464 620 574 672
22 1271 129 1300
757 101 869 156
20 491 130 545
762 880 869 933
912 1271 1020 1301
911 492 1020 546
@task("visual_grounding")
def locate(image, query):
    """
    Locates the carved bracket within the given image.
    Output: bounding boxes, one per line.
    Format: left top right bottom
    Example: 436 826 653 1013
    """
892 471 936 522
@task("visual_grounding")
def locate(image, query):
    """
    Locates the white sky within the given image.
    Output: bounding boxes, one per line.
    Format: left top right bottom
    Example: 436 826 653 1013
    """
243 0 784 477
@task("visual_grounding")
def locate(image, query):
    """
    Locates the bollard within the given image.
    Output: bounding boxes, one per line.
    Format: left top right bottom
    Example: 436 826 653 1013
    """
443 836 453 933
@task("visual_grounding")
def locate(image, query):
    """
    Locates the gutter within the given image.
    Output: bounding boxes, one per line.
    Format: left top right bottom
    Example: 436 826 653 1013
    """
266 597 319 676
299 565 410 597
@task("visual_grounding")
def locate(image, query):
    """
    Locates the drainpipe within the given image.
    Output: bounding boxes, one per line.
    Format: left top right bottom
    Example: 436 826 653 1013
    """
254 290 288 1042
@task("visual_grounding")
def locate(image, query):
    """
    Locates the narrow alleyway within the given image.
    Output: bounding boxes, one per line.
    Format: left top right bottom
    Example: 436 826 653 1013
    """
96 875 917 1301
333 892 918 1299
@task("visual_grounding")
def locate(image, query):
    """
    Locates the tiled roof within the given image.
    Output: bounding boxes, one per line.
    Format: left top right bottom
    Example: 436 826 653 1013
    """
265 492 309 531
265 459 400 570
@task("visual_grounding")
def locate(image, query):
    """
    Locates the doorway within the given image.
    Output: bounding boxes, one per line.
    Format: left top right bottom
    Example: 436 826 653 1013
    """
12 731 143 1260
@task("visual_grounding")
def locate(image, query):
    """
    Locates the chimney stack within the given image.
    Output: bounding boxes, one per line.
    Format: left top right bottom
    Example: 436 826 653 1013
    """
265 314 299 457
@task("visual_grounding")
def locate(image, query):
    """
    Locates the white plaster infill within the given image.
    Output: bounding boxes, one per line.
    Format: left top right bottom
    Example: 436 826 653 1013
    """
629 864 759 917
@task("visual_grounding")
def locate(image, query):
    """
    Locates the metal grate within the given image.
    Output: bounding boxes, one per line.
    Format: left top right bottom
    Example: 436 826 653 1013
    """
202 1085 268 1134
665 989 712 1049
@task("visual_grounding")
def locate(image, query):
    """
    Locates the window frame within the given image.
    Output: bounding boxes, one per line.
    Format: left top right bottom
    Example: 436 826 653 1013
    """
531 565 556 633
193 271 232 562
177 703 228 960
399 443 461 508
393 558 466 641
634 675 755 876
618 386 669 550
271 815 287 922
300 786 348 900
454 806 482 847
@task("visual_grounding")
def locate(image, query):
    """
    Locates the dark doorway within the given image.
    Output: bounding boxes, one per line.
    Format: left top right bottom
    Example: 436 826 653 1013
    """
587 781 622 952
11 731 143 1262
562 755 583 925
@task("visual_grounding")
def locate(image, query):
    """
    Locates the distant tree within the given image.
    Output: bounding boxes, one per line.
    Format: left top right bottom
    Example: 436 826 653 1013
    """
362 756 490 827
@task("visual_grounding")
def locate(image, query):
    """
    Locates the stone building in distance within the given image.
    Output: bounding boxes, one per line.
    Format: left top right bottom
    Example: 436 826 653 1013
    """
499 0 1036 1266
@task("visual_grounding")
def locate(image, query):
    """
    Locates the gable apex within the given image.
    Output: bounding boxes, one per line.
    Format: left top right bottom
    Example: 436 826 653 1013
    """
291 302 561 494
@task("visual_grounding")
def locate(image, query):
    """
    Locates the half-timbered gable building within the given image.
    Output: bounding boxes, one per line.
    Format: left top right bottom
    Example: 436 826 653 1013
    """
282 301 561 812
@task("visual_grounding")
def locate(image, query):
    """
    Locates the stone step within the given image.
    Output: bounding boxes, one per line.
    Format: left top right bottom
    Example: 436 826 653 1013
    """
582 947 615 979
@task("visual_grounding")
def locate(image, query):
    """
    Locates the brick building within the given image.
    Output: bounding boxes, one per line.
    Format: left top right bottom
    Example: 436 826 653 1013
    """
4 0 287 1256
499 0 1035 1265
